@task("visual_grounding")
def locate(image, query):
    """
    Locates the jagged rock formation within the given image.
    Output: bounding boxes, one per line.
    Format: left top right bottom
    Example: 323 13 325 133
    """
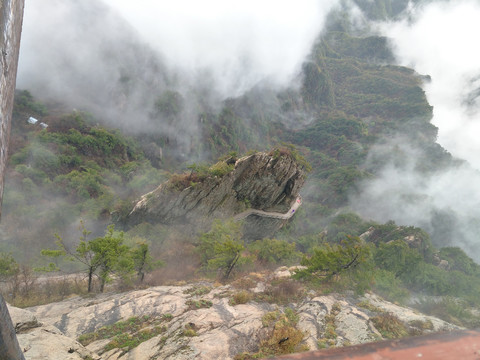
9 268 459 360
126 151 307 239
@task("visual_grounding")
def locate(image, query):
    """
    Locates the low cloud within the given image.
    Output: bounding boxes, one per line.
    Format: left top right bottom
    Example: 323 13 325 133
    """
101 0 340 97
349 0 480 258
350 137 480 260
381 0 480 169
18 0 340 104
16 0 340 156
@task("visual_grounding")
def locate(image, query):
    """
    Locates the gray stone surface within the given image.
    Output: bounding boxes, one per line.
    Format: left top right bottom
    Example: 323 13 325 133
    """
17 325 100 360
8 270 462 360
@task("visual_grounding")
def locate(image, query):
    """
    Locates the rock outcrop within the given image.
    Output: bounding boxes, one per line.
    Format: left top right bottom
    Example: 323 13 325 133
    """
126 151 307 239
9 268 460 360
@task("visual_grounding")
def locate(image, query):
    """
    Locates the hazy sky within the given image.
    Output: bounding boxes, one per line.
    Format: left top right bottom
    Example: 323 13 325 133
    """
351 0 480 259
382 0 480 169
101 0 340 96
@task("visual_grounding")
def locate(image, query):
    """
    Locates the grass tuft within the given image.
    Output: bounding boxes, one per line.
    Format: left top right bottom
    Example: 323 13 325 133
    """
371 313 409 339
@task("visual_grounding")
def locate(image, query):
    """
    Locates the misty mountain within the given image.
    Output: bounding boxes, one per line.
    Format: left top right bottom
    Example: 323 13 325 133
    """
4 0 479 260
4 2 480 357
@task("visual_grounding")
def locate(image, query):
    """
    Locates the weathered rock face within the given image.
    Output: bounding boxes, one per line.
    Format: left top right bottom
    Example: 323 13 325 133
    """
126 151 306 239
0 0 24 213
1 1 26 359
9 268 460 360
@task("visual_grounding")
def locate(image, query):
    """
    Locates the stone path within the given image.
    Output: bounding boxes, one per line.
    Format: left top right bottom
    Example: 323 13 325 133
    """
234 196 302 221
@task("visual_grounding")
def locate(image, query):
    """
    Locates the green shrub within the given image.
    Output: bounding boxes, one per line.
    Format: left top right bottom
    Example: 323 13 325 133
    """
439 247 480 276
294 236 372 294
374 240 423 279
198 219 248 281
372 269 410 304
371 313 408 339
262 311 281 327
181 323 198 337
162 313 173 321
185 299 213 310
0 252 19 279
14 90 47 115
414 297 480 328
104 326 166 352
249 238 299 265
326 213 369 242
53 169 105 199
256 278 305 304
408 319 434 331
208 161 234 177
78 315 168 351
183 285 211 297
357 300 384 313
15 164 48 183
244 309 305 358
229 290 252 305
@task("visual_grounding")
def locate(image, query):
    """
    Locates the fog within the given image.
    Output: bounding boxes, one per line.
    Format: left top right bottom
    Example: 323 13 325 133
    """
351 0 480 259
350 137 480 259
16 0 341 158
18 0 339 106
382 0 480 169
102 0 339 97
14 0 480 258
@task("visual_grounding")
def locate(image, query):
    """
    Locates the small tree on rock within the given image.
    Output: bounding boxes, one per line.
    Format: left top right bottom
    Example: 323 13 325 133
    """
0 253 19 281
199 219 249 281
41 221 135 292
89 225 133 292
131 242 163 283
41 221 99 292
294 236 372 292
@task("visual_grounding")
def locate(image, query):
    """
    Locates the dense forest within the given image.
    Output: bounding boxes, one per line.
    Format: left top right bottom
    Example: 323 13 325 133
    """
2 0 480 331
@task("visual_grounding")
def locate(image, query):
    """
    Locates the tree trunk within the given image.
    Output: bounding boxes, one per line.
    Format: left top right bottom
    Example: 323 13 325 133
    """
137 247 147 283
87 267 94 293
223 253 240 281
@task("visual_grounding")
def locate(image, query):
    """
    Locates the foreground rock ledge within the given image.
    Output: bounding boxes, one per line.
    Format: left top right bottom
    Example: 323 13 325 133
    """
9 268 459 360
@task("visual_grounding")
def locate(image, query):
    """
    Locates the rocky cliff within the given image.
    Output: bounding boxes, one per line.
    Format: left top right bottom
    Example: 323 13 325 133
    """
126 150 307 239
9 268 459 360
